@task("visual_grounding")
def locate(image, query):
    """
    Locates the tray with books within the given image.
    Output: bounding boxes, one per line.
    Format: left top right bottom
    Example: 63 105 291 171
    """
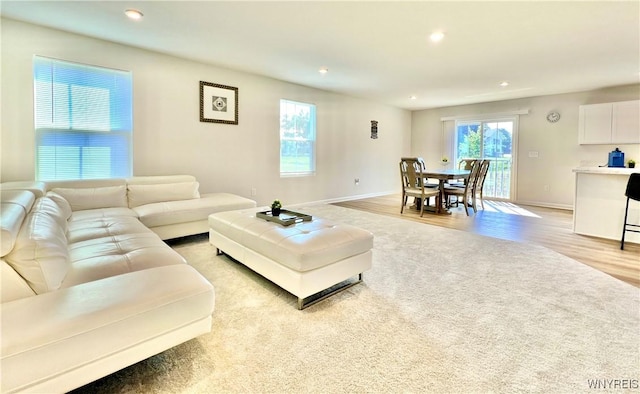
256 209 312 226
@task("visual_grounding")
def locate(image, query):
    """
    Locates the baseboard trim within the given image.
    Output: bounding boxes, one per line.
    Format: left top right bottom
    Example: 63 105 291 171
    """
289 191 396 208
514 200 573 211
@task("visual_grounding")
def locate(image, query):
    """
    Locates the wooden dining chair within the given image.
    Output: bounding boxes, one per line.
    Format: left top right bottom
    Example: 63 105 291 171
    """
473 159 491 210
399 158 440 217
400 157 439 188
444 160 481 216
448 158 478 187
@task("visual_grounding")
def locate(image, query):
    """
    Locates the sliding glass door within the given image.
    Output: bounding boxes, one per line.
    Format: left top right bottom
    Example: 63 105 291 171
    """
455 119 515 200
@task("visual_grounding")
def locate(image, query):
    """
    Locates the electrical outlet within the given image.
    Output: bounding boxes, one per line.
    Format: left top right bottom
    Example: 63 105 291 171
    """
544 185 550 192
354 178 360 185
251 188 257 196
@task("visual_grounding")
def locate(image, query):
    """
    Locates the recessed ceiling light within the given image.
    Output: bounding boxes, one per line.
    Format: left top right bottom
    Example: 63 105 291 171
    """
409 95 417 100
429 31 445 42
319 67 329 74
500 81 509 87
125 9 143 20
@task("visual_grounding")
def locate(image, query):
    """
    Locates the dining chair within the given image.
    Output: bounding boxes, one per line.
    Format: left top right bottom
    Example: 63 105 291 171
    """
448 158 478 187
399 158 441 217
620 172 640 250
400 157 439 188
444 160 481 216
473 159 491 210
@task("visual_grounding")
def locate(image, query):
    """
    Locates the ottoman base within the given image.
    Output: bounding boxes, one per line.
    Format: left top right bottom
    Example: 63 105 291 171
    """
210 229 372 309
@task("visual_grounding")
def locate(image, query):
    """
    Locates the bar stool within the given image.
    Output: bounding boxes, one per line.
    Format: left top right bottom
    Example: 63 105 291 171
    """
621 173 640 250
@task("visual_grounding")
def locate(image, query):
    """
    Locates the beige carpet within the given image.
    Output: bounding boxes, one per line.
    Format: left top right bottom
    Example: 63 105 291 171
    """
72 204 640 393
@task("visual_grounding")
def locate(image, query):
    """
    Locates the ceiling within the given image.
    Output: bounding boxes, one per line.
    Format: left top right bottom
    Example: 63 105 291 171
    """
2 1 639 110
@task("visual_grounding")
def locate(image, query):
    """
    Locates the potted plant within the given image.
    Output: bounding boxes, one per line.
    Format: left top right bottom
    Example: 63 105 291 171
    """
629 159 636 169
271 199 282 216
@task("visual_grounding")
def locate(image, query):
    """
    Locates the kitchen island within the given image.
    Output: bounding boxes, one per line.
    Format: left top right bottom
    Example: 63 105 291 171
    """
573 167 639 244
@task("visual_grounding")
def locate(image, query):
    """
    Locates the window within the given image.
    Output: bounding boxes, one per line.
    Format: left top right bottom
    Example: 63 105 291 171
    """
33 56 132 180
280 99 316 176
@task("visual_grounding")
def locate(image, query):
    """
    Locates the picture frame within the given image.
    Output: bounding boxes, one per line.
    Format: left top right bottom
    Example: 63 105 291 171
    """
199 81 238 124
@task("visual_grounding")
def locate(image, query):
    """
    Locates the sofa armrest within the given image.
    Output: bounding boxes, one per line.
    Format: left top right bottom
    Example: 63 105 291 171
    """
1 264 215 394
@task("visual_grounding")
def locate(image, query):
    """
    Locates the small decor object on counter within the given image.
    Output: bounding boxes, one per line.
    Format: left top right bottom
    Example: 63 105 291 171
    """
608 147 625 168
628 159 636 169
271 199 282 216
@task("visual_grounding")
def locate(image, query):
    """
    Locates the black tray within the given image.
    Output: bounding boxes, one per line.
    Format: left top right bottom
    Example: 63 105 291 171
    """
256 209 312 226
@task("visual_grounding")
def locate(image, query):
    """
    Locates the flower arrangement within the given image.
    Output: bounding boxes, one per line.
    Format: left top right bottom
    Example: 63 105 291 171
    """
271 199 282 215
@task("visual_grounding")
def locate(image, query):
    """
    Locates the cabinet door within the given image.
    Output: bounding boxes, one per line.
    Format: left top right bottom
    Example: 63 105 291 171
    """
579 103 612 144
612 100 640 144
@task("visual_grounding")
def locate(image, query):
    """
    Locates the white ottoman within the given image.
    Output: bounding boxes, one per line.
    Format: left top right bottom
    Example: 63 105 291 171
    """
208 208 373 309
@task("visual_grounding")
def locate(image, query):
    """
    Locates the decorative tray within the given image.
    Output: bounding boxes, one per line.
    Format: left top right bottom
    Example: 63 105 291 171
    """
256 209 312 226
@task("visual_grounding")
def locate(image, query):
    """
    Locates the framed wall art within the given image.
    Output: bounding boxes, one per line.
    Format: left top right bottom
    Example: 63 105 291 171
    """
199 81 238 124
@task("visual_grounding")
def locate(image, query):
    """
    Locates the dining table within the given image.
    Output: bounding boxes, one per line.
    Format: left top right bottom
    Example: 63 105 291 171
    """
419 168 471 214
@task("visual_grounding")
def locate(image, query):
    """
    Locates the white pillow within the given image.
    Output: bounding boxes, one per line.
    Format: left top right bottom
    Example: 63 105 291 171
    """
52 185 128 211
127 181 200 208
4 211 70 294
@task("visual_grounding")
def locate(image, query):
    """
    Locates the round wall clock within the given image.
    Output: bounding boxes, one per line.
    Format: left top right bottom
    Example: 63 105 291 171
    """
546 111 561 123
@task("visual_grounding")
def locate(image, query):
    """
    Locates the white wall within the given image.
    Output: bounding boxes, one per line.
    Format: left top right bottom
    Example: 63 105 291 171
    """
412 85 640 209
1 18 411 206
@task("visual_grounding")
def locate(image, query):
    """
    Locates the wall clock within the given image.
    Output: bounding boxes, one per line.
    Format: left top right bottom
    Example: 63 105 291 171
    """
546 111 561 123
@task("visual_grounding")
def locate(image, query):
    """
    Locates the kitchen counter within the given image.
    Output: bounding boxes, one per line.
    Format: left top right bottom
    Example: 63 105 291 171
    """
573 167 639 244
573 166 637 175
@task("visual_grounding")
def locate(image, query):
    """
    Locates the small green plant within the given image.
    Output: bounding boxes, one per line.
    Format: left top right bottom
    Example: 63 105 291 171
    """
271 199 282 210
628 159 636 168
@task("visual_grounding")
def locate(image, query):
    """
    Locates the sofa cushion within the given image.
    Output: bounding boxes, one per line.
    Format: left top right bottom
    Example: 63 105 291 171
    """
70 207 138 222
67 216 152 244
64 233 186 287
31 196 70 230
45 191 72 221
1 260 36 303
126 175 196 185
133 192 257 228
127 182 200 208
1 190 37 257
0 181 47 198
4 211 70 294
1 264 214 394
52 185 128 211
0 203 26 257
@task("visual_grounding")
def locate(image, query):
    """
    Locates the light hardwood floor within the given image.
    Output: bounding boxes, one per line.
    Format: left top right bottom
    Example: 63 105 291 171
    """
333 194 640 287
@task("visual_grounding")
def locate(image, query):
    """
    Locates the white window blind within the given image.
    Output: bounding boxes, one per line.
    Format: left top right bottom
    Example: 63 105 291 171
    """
33 56 132 180
279 99 316 176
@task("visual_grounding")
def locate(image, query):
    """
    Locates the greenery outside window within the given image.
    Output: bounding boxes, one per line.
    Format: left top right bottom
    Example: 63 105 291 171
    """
280 99 316 176
33 56 132 181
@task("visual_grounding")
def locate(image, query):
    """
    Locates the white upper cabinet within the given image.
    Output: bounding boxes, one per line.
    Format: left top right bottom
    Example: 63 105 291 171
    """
579 100 640 145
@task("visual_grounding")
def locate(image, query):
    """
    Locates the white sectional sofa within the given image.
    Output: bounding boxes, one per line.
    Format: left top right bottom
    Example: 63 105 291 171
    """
0 175 256 393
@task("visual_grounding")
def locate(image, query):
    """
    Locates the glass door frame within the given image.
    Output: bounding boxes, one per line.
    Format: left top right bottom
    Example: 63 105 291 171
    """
453 115 519 201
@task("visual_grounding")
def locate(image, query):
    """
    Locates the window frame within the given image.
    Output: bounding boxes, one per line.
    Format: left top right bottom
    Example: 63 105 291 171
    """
279 99 317 177
33 55 133 181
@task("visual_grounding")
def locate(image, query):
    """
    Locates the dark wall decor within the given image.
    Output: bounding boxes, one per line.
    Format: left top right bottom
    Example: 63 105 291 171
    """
370 120 378 139
199 81 238 124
